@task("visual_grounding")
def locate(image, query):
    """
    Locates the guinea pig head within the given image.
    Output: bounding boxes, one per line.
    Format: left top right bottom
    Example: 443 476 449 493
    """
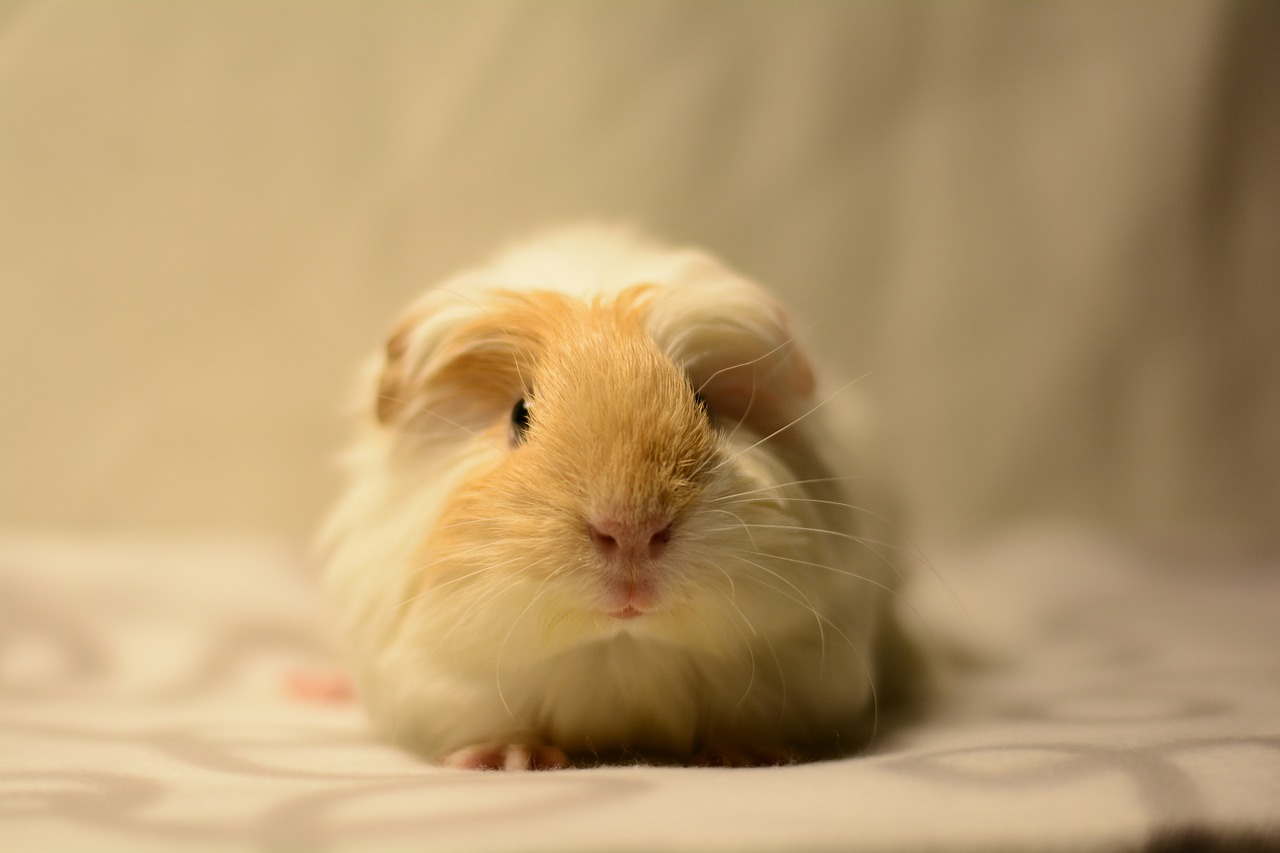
372 278 821 655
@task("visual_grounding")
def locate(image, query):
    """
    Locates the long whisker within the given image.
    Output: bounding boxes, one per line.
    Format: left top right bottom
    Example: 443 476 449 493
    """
495 570 560 719
354 553 527 652
760 631 788 739
715 371 873 471
726 545 946 658
727 544 896 596
692 333 800 399
710 578 759 707
714 490 970 633
722 551 827 666
721 493 892 519
686 333 810 484
709 553 739 602
434 559 544 648
715 476 857 503
707 508 761 552
729 560 878 744
721 521 907 586
736 496 970 632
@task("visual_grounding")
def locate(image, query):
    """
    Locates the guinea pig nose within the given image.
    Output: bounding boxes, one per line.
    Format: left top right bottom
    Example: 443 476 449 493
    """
587 516 673 561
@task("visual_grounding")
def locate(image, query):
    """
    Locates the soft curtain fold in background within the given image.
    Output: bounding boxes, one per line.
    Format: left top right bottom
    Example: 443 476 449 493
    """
2 1 1276 548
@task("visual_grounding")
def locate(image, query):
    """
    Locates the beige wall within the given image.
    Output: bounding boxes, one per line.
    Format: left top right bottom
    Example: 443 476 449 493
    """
2 2 1277 545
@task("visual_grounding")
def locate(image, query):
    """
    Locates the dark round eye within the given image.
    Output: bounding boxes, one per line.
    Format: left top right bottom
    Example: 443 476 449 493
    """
509 397 532 446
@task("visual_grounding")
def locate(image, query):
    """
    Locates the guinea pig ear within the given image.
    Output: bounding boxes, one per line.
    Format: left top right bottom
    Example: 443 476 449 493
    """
686 313 816 437
647 262 817 437
374 312 418 424
371 290 479 426
371 287 543 432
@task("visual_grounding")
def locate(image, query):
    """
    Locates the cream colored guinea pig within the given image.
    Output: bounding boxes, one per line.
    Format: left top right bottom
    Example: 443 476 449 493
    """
319 225 906 770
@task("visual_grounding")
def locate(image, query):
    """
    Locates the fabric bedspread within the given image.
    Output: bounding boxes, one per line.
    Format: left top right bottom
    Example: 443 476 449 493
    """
3 526 1277 852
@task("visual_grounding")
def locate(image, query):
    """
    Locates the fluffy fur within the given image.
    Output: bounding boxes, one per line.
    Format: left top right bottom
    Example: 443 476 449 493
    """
319 225 902 768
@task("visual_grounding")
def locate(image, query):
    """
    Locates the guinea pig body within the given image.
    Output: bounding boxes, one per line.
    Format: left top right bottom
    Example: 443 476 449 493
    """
320 225 902 769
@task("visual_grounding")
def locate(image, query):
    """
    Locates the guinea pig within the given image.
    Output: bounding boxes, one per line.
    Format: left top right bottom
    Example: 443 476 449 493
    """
318 225 907 770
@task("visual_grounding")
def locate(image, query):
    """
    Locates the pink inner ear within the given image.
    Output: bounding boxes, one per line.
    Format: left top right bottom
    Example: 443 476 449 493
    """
696 342 816 437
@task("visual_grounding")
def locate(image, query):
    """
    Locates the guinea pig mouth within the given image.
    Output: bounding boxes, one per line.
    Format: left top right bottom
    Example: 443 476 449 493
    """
601 577 658 619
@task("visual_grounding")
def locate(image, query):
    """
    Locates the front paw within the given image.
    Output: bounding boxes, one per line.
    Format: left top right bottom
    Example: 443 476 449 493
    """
282 668 354 703
441 743 571 771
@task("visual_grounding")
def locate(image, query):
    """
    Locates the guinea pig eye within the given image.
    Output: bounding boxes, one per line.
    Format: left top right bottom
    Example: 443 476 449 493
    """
509 397 532 446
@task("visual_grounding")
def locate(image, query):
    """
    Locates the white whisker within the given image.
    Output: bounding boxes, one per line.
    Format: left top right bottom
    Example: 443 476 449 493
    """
722 521 907 586
731 562 879 749
495 570 560 720
715 371 872 471
721 551 827 666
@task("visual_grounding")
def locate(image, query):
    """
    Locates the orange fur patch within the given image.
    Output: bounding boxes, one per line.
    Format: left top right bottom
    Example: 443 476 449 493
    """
408 285 719 593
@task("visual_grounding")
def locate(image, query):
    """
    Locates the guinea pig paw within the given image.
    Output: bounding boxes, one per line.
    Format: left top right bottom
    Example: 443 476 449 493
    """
690 745 792 768
282 668 354 704
441 743 572 771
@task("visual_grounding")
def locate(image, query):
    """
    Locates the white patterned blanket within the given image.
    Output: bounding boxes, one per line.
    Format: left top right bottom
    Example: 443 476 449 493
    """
3 527 1278 852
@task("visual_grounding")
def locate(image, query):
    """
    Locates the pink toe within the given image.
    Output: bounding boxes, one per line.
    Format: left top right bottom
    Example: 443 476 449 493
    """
441 744 571 771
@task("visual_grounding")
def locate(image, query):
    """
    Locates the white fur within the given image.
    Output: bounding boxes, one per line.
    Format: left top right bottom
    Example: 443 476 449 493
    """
319 225 900 763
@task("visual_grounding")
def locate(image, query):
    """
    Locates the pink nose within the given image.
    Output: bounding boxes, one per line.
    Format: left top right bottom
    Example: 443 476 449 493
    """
587 516 673 562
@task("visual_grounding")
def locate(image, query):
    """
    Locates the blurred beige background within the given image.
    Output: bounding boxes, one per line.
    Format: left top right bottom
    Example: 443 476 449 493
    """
1 1 1276 546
